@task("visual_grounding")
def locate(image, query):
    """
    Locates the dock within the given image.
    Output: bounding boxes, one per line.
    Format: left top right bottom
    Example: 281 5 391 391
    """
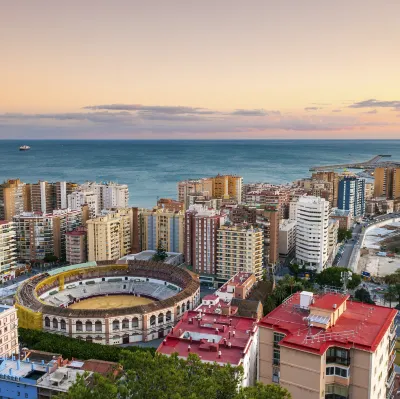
309 155 400 172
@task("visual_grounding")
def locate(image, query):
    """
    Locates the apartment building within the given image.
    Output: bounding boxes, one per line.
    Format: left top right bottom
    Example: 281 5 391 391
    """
139 208 184 253
87 208 134 261
296 179 334 207
295 196 330 272
68 190 99 218
230 204 280 267
0 179 29 221
327 219 339 266
0 221 17 283
29 181 77 213
374 167 400 199
330 208 352 230
244 190 289 219
365 182 374 200
184 205 225 274
13 209 82 262
337 176 365 218
311 171 340 207
278 219 296 257
71 182 129 215
157 311 259 387
0 305 19 358
259 290 398 399
157 198 184 212
66 226 87 265
216 224 263 281
178 175 242 209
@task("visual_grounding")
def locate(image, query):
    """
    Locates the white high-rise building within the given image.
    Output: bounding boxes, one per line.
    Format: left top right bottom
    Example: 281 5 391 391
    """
0 221 17 282
295 196 330 272
68 182 129 217
68 191 99 218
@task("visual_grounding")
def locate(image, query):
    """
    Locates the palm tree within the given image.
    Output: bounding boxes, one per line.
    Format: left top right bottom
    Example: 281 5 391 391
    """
384 286 397 308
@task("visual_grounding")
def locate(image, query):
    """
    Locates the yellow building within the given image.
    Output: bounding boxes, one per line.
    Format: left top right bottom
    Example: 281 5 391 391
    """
0 179 30 221
139 208 184 253
87 208 134 261
216 224 263 281
374 167 400 199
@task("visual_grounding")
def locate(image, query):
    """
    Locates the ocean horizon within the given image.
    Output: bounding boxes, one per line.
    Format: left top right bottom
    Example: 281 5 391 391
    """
1 139 400 208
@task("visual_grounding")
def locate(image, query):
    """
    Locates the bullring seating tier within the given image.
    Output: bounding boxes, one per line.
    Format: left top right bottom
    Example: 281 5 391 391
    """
15 260 199 318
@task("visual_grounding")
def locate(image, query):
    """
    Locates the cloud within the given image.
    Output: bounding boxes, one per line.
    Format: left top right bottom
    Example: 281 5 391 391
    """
312 103 331 106
362 109 378 114
230 109 280 116
349 99 400 109
304 107 322 112
332 109 342 113
83 104 216 115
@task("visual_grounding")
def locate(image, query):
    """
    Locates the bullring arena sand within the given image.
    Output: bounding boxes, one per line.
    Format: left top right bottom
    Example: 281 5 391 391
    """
68 295 154 310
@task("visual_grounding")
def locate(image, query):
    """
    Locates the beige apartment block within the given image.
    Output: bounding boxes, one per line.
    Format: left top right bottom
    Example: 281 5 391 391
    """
0 305 19 358
87 208 134 261
0 220 17 282
66 226 87 265
0 179 30 221
216 224 263 281
259 291 397 399
374 167 400 199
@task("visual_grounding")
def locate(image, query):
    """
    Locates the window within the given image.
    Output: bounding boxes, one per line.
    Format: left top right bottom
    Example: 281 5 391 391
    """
273 349 280 365
132 317 139 328
150 316 156 326
76 321 83 332
326 347 350 366
44 317 50 327
95 321 102 332
273 332 285 348
112 320 120 330
85 321 93 331
166 311 172 321
52 318 58 329
158 314 164 324
60 319 66 330
122 319 129 329
326 366 349 378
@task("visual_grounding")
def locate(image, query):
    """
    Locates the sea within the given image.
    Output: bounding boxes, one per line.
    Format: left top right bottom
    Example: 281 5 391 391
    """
1 140 400 208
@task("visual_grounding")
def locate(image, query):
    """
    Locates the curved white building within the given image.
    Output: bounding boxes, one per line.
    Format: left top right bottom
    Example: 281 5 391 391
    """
295 196 330 272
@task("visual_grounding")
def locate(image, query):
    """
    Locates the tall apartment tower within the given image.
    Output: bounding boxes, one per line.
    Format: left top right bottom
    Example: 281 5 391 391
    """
0 306 19 358
139 208 184 253
66 226 87 265
374 167 400 199
68 190 99 218
29 181 77 213
184 205 225 274
13 209 82 262
87 208 134 261
0 221 17 282
230 204 279 267
337 176 365 217
0 179 29 221
295 196 330 272
259 291 397 399
216 224 263 281
311 171 339 207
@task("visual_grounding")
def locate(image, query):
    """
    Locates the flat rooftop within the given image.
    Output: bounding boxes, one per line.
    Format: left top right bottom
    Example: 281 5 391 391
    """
259 292 397 355
119 251 181 262
218 272 253 293
37 367 90 392
157 310 257 366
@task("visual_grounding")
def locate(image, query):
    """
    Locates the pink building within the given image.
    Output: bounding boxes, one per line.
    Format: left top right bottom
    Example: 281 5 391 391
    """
66 226 87 265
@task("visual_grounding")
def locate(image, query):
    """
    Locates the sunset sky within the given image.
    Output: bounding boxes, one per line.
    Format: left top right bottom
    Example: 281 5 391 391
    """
1 0 399 139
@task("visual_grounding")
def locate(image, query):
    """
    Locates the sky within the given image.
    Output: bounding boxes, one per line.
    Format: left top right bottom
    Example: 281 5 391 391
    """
1 0 399 139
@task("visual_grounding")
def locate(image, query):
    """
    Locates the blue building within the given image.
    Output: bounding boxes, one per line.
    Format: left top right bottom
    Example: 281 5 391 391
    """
337 177 365 218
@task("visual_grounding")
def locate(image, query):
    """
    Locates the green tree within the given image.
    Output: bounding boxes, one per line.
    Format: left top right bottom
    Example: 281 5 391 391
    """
354 288 374 304
338 229 352 242
44 254 58 263
289 263 300 279
152 241 168 262
384 285 397 308
264 295 276 315
316 267 361 290
235 382 291 399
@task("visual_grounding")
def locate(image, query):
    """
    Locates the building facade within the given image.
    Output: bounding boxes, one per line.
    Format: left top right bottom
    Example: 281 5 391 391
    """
311 171 340 207
0 220 17 283
87 208 134 261
337 177 365 217
184 205 225 274
139 208 184 254
216 224 263 281
295 196 330 272
259 291 397 399
0 305 19 358
278 219 296 257
330 208 352 230
66 226 87 265
13 209 83 262
374 167 400 199
0 179 29 221
68 190 99 218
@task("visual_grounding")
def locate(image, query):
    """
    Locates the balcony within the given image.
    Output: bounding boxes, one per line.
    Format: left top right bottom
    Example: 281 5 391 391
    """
386 378 395 399
388 352 396 371
389 338 396 354
386 368 395 388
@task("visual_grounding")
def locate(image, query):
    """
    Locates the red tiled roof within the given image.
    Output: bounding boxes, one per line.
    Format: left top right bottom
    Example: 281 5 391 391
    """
203 294 219 301
218 272 253 293
310 293 349 311
157 310 257 365
259 292 397 355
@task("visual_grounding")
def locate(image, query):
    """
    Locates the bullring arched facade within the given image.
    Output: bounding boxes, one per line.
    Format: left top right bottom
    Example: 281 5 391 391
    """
15 261 200 345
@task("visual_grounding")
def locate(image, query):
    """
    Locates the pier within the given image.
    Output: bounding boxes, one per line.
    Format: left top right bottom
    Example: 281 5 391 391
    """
309 155 400 171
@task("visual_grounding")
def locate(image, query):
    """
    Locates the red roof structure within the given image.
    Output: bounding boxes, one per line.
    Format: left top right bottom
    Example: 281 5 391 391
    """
157 310 258 366
259 292 397 355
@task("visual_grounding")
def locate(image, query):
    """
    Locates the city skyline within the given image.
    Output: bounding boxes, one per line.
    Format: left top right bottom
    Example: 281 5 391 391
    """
1 0 399 139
